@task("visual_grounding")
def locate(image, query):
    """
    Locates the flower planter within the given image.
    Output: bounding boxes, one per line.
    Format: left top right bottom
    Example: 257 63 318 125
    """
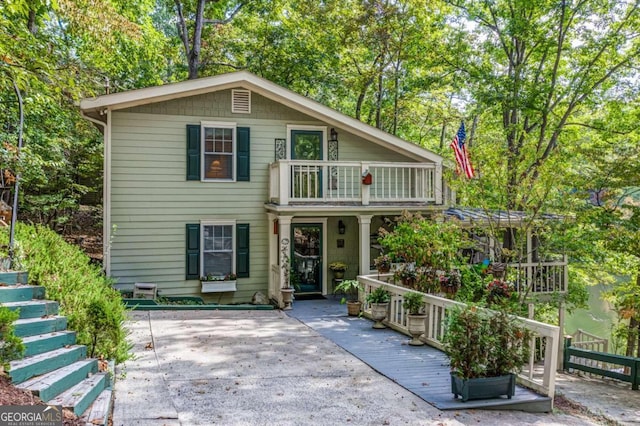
281 288 294 310
370 302 388 329
333 270 345 279
450 373 516 402
406 314 427 346
201 280 237 293
346 300 361 316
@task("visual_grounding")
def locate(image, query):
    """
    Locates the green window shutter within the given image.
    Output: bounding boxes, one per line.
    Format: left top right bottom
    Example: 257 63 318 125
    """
236 223 250 278
186 223 200 280
186 125 201 181
236 127 250 181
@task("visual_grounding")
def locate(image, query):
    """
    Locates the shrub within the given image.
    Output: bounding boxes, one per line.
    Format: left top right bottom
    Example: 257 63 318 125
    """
0 224 130 363
0 306 24 370
443 305 531 379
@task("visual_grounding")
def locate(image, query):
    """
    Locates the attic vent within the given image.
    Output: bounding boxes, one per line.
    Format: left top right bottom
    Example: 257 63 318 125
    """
232 89 251 114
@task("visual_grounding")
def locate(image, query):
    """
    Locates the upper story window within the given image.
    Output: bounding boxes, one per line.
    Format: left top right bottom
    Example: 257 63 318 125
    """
186 123 249 182
202 122 236 180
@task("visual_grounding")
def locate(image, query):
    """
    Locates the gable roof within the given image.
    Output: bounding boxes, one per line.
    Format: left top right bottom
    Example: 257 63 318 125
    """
80 71 443 163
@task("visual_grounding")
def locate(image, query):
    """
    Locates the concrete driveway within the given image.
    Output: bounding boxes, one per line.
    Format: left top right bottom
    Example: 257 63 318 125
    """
113 310 599 425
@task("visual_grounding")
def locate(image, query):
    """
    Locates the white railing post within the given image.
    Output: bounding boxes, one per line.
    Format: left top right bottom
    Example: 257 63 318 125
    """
279 161 289 206
361 163 370 206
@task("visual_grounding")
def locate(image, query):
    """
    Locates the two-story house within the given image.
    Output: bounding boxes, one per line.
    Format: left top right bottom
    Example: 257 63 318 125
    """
80 71 455 305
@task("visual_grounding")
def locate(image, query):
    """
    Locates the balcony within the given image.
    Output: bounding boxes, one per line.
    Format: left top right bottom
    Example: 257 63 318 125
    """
269 160 444 206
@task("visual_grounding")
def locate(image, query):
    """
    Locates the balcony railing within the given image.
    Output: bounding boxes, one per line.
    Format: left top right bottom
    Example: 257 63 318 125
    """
358 274 560 399
269 160 443 206
509 258 568 295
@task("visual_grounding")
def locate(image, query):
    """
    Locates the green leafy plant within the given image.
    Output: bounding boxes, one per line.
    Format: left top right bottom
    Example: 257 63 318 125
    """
366 286 390 304
402 292 424 315
443 306 531 379
0 306 24 370
334 279 361 303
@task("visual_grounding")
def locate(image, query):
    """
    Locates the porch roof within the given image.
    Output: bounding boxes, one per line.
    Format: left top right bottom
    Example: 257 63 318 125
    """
444 207 565 227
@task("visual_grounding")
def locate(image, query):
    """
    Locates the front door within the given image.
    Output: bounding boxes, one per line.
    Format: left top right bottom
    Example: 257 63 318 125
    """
291 224 322 293
291 130 323 198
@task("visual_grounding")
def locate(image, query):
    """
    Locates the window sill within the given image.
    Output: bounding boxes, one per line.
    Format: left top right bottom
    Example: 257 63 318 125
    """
201 280 237 293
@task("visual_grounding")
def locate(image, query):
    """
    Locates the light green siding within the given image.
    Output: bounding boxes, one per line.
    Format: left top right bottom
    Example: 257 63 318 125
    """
109 89 420 302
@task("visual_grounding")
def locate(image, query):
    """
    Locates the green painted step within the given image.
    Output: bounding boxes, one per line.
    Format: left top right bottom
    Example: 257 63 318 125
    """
83 388 112 426
0 271 29 285
0 285 45 303
49 372 109 415
9 345 87 384
21 331 77 357
17 359 97 402
3 300 59 319
13 316 67 338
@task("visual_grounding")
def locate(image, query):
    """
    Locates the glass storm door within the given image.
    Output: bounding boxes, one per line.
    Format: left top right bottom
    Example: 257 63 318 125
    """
291 224 322 293
291 130 323 198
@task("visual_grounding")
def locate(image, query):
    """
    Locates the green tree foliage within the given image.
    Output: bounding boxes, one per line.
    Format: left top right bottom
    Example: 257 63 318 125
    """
1 0 172 228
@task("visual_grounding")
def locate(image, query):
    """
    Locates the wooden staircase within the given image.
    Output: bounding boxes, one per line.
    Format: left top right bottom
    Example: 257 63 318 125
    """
0 275 112 425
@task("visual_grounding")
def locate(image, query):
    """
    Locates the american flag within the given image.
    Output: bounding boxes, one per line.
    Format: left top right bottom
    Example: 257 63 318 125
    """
449 122 474 179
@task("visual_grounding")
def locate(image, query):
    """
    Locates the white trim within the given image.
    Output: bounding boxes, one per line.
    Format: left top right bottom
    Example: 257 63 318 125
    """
291 217 328 294
105 110 112 274
286 125 327 160
200 220 237 279
200 121 237 182
79 71 444 164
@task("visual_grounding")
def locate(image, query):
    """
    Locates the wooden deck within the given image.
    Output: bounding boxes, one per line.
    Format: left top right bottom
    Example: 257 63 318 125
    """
288 297 552 413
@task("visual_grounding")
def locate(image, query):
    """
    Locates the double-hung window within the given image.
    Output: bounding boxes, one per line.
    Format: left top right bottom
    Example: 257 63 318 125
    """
186 222 250 280
202 221 234 278
202 123 235 180
186 123 250 182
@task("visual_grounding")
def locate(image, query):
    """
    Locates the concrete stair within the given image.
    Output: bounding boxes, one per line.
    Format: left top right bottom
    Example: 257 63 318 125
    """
1 276 112 425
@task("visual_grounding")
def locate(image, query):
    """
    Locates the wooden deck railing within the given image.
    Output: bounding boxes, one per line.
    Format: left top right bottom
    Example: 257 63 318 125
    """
358 273 560 398
269 160 443 206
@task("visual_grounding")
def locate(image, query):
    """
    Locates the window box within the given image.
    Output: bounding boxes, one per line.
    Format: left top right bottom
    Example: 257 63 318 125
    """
201 280 237 293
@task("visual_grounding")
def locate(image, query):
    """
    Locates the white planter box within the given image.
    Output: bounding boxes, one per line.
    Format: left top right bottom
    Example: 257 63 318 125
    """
201 281 237 293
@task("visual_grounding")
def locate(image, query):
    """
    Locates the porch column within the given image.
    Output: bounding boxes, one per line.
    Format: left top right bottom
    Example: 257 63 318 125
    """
357 215 373 275
267 213 278 300
278 216 293 292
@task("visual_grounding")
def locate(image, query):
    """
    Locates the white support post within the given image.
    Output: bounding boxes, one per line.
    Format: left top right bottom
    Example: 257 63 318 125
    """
435 163 443 205
357 215 373 275
558 301 565 371
278 216 293 308
267 213 277 300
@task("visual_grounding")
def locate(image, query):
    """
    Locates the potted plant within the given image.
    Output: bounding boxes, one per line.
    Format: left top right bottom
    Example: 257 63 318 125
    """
374 254 391 273
394 265 417 289
402 292 426 346
329 261 348 279
442 305 531 402
334 279 362 316
366 286 390 329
